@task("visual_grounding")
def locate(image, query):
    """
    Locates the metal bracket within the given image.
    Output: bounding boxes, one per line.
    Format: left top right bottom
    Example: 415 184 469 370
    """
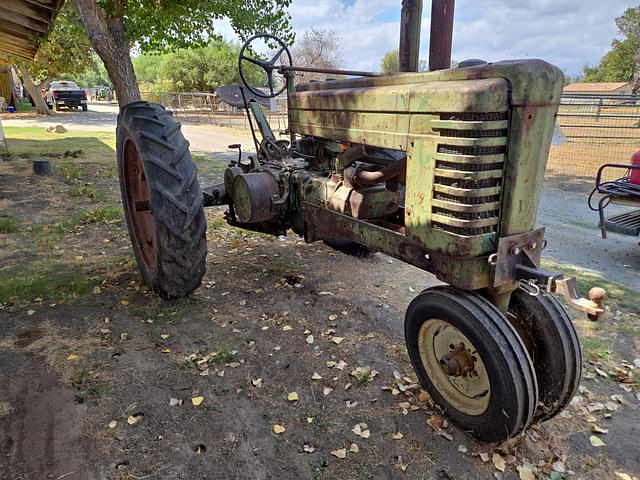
492 228 546 286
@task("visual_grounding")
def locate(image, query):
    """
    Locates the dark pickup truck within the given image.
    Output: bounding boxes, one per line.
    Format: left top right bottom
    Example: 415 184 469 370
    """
45 81 88 111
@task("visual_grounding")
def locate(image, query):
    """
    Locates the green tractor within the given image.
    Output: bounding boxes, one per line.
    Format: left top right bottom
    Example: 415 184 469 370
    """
116 10 604 442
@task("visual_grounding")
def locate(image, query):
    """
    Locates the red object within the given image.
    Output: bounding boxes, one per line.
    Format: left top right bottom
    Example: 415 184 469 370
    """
52 91 59 98
631 151 640 185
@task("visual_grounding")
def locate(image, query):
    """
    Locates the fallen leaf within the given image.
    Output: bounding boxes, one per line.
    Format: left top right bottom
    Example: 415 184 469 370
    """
391 432 404 440
426 414 443 433
107 420 117 429
252 378 263 387
303 444 316 453
66 353 79 361
328 314 338 321
169 397 182 406
287 392 299 402
160 334 170 340
479 452 491 462
552 461 566 474
349 443 359 453
306 417 314 423
589 435 605 447
323 387 333 396
273 424 286 434
332 337 345 345
331 448 347 459
592 425 609 434
306 334 314 344
191 396 205 406
493 453 506 472
517 464 536 480
120 299 129 305
282 325 293 331
127 415 140 425
311 372 322 380
457 445 468 453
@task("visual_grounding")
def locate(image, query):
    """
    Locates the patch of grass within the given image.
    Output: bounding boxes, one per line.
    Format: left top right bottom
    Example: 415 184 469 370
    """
212 344 238 364
209 217 227 230
146 328 169 346
69 183 101 200
56 205 123 232
59 162 82 180
2 127 116 163
72 368 102 403
0 215 19 234
0 262 93 305
581 337 611 361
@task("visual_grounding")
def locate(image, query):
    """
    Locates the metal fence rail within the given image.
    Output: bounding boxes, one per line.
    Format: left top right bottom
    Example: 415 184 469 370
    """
547 93 640 182
141 91 289 132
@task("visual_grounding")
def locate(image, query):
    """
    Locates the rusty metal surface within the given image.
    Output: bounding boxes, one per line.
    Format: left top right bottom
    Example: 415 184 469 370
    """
429 0 455 71
399 0 423 72
492 228 546 287
303 201 429 269
232 172 280 223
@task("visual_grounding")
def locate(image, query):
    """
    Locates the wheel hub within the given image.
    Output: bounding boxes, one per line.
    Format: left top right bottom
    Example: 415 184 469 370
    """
439 343 476 377
418 319 491 415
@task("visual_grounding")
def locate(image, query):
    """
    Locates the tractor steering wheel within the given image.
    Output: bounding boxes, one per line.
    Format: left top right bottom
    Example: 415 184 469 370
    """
238 33 292 98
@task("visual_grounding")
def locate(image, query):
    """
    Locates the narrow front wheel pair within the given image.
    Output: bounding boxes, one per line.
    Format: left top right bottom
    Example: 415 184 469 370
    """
405 286 580 442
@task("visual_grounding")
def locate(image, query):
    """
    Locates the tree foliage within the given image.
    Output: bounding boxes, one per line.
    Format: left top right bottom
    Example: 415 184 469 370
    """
134 41 262 92
380 50 428 73
582 6 639 86
380 50 400 74
75 0 294 106
28 2 96 85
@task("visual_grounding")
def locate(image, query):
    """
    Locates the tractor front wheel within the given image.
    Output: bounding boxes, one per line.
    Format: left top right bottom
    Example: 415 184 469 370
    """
405 286 537 442
117 101 207 299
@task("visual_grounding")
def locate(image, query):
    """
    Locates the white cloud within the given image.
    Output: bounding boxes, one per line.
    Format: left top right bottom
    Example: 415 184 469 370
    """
214 0 637 75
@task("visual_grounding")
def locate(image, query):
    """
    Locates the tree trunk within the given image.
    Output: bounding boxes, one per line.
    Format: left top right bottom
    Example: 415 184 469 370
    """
17 64 51 115
73 0 141 108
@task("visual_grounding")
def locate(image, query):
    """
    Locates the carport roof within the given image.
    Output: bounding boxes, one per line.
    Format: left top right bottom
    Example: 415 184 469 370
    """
0 0 65 61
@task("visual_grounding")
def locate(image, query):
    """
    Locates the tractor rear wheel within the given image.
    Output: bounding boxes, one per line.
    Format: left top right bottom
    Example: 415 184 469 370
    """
405 286 537 442
507 289 582 422
117 101 207 299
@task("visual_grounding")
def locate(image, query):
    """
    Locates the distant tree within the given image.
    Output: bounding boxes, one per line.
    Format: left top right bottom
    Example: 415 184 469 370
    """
16 2 96 114
381 50 430 74
380 50 400 74
77 54 111 88
291 28 342 80
73 0 294 107
582 6 640 91
149 41 263 93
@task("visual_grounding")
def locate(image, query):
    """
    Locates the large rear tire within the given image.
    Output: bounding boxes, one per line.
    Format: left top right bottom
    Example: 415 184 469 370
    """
117 101 207 299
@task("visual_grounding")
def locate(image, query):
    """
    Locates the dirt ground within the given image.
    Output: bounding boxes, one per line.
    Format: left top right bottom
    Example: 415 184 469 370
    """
0 119 639 480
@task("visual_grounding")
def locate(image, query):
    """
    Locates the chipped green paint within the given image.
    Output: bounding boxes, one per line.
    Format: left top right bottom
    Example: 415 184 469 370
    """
281 60 562 289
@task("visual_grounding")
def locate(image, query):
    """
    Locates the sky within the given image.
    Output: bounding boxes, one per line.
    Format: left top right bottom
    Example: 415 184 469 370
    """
214 0 638 77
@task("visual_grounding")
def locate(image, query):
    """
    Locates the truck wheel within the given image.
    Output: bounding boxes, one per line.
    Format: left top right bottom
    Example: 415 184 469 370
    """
507 290 581 422
117 101 207 299
405 286 537 442
55 103 61 111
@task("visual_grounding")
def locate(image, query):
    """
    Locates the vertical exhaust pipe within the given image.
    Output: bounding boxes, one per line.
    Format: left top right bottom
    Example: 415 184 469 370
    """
399 0 423 72
429 0 455 71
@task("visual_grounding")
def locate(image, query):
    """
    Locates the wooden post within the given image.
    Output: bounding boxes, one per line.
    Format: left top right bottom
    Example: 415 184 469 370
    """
429 0 455 71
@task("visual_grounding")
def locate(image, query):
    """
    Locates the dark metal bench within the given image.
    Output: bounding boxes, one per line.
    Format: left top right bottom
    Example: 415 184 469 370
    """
590 163 640 238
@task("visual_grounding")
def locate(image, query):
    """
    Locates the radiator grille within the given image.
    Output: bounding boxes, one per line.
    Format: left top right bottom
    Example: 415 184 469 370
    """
431 112 508 237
